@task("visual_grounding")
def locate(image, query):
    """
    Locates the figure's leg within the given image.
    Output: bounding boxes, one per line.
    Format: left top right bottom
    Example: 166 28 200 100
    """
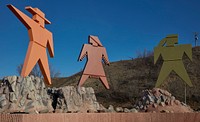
155 62 172 87
38 52 51 85
174 61 193 87
99 76 110 89
21 42 39 77
78 74 89 87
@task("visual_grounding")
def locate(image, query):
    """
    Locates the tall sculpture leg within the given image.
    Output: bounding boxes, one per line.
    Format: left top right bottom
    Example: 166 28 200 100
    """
78 74 89 87
38 52 51 85
155 62 172 87
100 76 110 89
174 61 193 87
21 42 40 77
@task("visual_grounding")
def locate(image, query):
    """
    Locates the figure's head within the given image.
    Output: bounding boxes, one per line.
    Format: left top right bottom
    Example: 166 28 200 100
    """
25 6 51 27
165 34 178 47
88 35 103 47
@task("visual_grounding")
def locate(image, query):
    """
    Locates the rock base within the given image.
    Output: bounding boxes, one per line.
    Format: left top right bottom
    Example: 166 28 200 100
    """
48 86 105 113
0 76 53 113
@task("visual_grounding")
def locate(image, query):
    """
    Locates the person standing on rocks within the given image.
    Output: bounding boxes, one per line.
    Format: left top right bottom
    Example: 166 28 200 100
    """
154 34 193 87
78 35 110 89
7 5 54 85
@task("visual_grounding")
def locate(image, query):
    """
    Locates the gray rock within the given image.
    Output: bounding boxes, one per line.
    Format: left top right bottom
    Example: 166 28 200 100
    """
115 107 123 112
0 94 6 102
10 81 16 92
16 77 23 83
124 108 130 113
8 103 18 112
26 77 32 88
30 75 35 81
7 76 17 84
171 96 175 100
49 86 103 113
35 77 41 90
27 91 35 100
19 97 26 107
28 80 35 92
107 105 116 113
174 100 181 106
98 104 106 112
9 92 17 103
14 83 20 98
130 108 138 113
152 103 157 108
3 87 9 94
161 109 170 113
160 102 165 107
0 76 53 113
147 95 154 103
0 100 7 108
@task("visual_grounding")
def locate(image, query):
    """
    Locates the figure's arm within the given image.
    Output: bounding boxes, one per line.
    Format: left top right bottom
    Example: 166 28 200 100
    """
7 4 34 29
78 44 88 61
183 44 192 61
154 38 166 64
102 47 110 65
154 47 161 64
157 38 166 47
47 33 54 58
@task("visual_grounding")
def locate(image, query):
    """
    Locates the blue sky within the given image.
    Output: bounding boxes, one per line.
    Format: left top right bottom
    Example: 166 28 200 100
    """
0 0 200 78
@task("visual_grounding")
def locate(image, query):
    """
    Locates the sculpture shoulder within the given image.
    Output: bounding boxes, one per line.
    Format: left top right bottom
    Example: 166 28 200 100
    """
44 28 52 34
177 44 191 48
44 29 52 37
175 44 192 50
83 44 92 48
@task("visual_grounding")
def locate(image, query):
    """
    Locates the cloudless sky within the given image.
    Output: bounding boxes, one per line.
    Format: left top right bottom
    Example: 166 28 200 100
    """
0 0 200 78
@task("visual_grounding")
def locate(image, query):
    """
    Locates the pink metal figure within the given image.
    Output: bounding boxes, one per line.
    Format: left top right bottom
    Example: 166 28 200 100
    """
78 35 110 89
7 5 54 85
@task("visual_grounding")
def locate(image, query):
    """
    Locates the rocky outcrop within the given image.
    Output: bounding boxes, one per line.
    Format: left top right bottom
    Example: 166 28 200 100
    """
0 76 53 113
48 86 138 113
48 86 105 113
135 88 193 113
0 76 194 114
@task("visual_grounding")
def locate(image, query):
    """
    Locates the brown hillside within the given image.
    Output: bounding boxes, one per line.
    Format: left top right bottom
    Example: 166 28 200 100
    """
52 46 200 110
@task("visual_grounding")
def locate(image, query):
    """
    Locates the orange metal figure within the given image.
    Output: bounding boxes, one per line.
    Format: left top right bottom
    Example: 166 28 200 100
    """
7 5 54 85
78 35 110 89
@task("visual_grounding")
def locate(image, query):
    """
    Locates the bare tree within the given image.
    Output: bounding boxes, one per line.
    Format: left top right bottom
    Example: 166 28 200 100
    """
49 64 61 78
135 49 154 59
16 63 61 78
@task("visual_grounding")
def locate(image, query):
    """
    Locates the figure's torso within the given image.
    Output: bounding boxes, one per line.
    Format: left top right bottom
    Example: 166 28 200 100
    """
159 45 188 61
83 44 106 76
28 25 52 48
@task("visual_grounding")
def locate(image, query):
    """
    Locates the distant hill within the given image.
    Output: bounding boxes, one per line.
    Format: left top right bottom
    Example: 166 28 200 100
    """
52 46 200 110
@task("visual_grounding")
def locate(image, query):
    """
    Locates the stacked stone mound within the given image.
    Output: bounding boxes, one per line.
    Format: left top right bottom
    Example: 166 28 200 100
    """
135 88 193 113
0 76 53 113
48 86 105 113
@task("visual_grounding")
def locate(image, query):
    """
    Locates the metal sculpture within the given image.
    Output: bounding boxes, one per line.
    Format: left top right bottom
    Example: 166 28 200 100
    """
154 34 193 87
7 5 54 85
78 35 110 89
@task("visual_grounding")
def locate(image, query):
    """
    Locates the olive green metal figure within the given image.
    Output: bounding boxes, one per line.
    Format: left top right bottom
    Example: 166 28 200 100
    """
154 34 193 87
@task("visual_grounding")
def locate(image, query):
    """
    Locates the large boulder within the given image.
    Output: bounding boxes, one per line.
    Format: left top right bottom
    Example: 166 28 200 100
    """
0 76 53 113
48 86 105 113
